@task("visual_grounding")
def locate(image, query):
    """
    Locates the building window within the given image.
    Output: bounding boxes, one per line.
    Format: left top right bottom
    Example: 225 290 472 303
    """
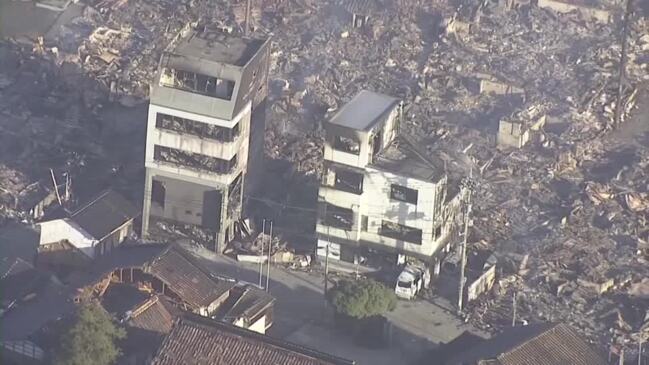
156 113 239 142
379 220 422 244
433 225 442 240
334 169 363 194
160 68 235 100
322 203 353 230
390 184 418 204
361 215 368 232
333 136 360 155
154 145 237 175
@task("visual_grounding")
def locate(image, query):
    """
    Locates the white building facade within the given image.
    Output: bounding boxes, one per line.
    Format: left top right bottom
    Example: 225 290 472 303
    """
316 91 461 270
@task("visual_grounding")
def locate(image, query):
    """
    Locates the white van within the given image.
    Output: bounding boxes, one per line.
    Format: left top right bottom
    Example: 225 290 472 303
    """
395 265 430 300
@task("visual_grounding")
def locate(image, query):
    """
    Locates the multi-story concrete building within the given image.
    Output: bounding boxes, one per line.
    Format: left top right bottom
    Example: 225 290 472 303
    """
316 90 461 271
142 25 270 251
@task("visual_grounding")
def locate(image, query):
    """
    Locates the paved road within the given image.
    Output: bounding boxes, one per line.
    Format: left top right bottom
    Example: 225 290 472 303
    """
183 243 487 364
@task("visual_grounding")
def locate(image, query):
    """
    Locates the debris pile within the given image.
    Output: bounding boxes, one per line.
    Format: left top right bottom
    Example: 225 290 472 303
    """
0 0 648 355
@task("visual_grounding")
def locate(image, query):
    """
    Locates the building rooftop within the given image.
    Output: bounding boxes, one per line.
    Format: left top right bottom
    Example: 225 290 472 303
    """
370 135 445 182
147 245 236 309
441 323 607 365
127 295 177 335
218 284 275 323
343 0 380 16
71 189 139 240
329 90 400 131
151 313 355 365
167 26 267 68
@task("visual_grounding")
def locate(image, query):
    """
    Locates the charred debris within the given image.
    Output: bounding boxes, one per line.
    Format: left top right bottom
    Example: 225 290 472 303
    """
0 0 648 356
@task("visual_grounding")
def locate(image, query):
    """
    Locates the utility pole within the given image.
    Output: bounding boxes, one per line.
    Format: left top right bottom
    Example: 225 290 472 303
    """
639 339 643 365
266 220 272 292
64 172 71 203
457 176 474 313
614 0 633 126
244 0 252 35
258 219 266 287
322 200 330 298
50 168 62 206
324 242 330 296
512 292 517 327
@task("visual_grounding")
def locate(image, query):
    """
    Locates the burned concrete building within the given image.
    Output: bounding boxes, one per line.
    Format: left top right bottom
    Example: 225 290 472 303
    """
316 90 461 271
141 25 270 251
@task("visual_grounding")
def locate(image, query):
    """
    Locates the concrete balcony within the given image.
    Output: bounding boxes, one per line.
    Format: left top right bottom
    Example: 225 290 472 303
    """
151 128 244 160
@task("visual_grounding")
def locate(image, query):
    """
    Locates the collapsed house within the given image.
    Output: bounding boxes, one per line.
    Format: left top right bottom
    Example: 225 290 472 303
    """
141 24 271 252
316 90 462 271
0 241 278 364
81 243 276 334
496 104 548 149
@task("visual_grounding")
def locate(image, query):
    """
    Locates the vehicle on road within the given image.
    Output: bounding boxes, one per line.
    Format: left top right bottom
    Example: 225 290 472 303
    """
395 264 430 300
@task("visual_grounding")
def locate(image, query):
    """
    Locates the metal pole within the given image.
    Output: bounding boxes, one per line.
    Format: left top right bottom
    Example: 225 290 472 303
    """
457 185 472 313
512 292 517 327
324 242 329 297
244 0 252 35
50 168 62 206
266 221 272 292
639 340 643 365
614 0 633 127
259 219 265 287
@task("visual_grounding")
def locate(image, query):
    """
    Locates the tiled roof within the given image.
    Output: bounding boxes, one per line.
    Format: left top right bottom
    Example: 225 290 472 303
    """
443 323 607 365
496 323 607 365
0 256 33 279
128 295 176 334
219 284 275 322
151 313 355 365
71 189 139 240
146 245 235 309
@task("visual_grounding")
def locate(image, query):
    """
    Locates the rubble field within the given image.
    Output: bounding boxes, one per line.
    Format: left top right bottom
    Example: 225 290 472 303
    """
0 0 648 355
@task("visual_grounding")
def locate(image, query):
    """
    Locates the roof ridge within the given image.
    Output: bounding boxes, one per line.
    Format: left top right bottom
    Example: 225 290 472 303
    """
71 189 110 217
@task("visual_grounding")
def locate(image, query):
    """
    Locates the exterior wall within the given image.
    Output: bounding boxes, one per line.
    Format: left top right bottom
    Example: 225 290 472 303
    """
537 0 611 23
145 103 251 168
38 219 97 259
316 163 458 263
143 102 251 244
497 115 546 149
360 168 441 257
145 172 225 230
322 107 399 170
497 120 526 149
97 220 133 256
316 102 461 264
143 39 270 247
246 315 267 334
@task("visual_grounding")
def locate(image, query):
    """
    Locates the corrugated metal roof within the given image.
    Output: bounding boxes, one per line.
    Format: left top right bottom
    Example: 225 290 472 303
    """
343 0 379 16
151 313 355 365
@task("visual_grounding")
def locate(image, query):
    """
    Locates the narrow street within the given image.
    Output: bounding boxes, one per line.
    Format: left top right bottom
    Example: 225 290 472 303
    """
183 243 488 365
